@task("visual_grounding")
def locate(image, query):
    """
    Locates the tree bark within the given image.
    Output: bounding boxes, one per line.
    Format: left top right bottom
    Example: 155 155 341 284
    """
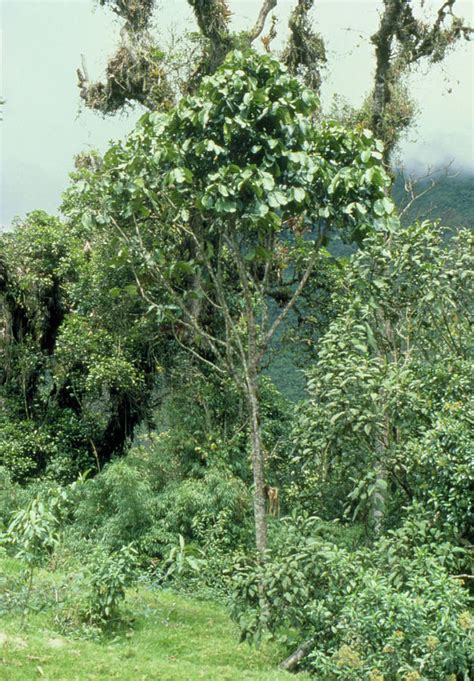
372 458 388 535
280 637 316 671
371 0 401 165
246 366 268 558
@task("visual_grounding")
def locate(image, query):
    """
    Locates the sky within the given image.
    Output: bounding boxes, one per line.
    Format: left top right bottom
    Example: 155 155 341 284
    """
1 0 473 228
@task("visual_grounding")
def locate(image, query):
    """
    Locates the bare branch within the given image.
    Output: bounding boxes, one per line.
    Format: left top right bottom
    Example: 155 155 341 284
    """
111 215 227 364
80 54 89 82
171 324 226 375
262 232 325 354
280 638 316 672
398 161 455 218
178 220 248 372
451 574 474 580
249 0 278 42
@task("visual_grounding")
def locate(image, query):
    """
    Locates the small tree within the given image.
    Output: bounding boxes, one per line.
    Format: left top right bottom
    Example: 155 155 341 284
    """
2 496 59 625
77 50 394 562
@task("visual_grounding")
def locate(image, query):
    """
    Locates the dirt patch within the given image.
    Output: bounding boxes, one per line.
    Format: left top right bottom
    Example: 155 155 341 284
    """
0 631 28 649
47 637 67 649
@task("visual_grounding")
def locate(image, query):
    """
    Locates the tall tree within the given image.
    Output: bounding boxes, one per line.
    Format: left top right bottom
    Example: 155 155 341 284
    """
292 222 473 534
75 50 393 560
77 1 472 169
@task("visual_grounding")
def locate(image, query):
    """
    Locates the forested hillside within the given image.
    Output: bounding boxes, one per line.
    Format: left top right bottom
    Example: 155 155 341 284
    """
1 2 472 680
394 172 474 230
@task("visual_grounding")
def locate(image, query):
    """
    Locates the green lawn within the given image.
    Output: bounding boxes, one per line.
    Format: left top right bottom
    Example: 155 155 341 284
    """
0 559 308 681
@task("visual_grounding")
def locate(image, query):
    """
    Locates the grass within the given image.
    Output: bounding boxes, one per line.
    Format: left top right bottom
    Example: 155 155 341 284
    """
0 558 309 681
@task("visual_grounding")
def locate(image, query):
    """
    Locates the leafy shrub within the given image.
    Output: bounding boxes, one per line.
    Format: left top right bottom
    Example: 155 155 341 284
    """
84 543 137 625
70 459 156 553
0 465 20 529
2 496 59 564
1 494 60 623
230 514 473 680
158 534 206 583
0 420 59 482
155 467 250 547
404 396 474 540
57 543 137 636
67 444 251 566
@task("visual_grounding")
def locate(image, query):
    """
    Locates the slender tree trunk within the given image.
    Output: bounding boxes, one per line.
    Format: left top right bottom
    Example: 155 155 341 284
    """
245 362 271 621
372 456 388 535
246 366 268 558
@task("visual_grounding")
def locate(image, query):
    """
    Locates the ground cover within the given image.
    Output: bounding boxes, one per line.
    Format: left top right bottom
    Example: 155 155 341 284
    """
0 558 305 681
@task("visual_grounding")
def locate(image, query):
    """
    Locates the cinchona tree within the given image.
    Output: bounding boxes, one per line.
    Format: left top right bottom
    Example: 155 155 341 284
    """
78 50 394 560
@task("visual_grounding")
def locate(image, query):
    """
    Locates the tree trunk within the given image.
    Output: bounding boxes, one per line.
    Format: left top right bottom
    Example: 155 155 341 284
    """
371 0 401 165
372 388 391 534
245 364 270 621
372 459 387 535
246 367 268 558
280 637 316 672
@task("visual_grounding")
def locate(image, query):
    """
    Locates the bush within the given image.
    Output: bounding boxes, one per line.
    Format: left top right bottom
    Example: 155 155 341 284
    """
1 494 60 624
405 397 474 540
56 543 137 636
155 467 250 547
230 514 473 680
0 466 20 529
70 459 156 553
66 443 252 568
83 543 137 626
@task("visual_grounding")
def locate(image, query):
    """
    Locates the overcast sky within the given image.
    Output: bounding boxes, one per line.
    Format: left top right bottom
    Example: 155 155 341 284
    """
1 0 473 228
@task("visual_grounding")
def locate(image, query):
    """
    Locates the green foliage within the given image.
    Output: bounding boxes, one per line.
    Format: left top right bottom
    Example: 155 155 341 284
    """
0 201 165 481
81 543 138 627
288 223 473 535
0 465 19 529
404 397 474 537
0 414 92 483
155 467 250 549
66 438 251 563
1 39 472 681
1 494 60 624
2 495 59 568
231 515 473 680
159 534 206 583
66 457 156 553
83 48 390 237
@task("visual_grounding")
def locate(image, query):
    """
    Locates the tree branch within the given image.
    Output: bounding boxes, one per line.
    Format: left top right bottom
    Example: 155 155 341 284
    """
249 0 278 42
262 232 325 356
171 324 226 374
187 0 231 43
